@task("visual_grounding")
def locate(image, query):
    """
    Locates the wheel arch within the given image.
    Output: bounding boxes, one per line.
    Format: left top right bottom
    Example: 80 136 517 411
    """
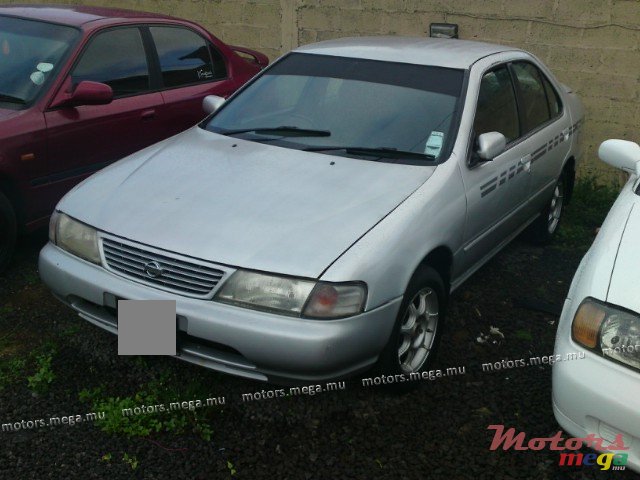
414 245 453 304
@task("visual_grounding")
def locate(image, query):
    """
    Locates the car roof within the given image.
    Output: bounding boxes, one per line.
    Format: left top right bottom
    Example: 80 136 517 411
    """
294 36 521 69
0 4 179 27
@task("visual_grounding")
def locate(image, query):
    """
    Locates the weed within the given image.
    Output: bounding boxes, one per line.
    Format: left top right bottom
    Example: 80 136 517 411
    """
227 460 237 476
78 377 218 440
27 349 56 394
556 176 620 251
122 453 139 471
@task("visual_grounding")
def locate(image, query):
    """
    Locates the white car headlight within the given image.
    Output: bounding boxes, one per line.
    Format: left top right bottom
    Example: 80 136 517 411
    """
572 298 640 371
214 270 367 319
50 212 101 264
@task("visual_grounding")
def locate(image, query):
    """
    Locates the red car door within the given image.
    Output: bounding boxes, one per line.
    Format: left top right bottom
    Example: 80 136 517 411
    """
147 25 238 137
44 26 165 200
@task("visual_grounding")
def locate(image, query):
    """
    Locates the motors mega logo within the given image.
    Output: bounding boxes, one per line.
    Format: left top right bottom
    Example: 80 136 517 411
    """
488 425 629 471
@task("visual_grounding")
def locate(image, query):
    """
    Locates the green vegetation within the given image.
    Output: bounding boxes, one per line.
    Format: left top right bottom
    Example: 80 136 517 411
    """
26 350 56 394
122 453 139 471
555 176 621 251
0 357 26 390
78 372 217 440
227 460 237 476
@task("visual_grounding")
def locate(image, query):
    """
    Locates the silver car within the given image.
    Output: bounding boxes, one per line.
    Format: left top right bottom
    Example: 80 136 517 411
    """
39 37 584 384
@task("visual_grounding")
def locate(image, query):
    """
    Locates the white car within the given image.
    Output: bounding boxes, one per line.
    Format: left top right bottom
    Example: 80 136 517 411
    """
553 139 640 472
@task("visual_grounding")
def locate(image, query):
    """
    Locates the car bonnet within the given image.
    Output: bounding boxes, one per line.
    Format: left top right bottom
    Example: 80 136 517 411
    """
57 126 437 278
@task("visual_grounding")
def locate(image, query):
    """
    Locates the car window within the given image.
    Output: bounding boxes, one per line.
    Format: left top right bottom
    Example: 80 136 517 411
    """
511 62 551 134
150 26 226 88
541 73 562 118
72 28 149 97
473 66 519 143
0 16 79 108
206 54 464 161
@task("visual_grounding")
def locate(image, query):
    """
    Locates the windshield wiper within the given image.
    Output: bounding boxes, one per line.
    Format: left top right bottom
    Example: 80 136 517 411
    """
0 93 26 105
303 146 436 161
220 126 331 138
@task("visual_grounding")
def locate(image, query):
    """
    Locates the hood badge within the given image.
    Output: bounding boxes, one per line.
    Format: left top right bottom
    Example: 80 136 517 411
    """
144 261 163 278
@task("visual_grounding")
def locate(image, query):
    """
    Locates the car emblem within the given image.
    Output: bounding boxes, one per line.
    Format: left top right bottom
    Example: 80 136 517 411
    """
144 261 163 278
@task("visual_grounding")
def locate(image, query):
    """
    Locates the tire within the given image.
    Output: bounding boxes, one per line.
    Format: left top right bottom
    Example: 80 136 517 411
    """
0 190 17 272
375 266 446 388
525 171 566 245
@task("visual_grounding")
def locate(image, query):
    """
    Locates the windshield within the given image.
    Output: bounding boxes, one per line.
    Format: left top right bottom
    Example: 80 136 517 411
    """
0 16 79 108
205 53 465 161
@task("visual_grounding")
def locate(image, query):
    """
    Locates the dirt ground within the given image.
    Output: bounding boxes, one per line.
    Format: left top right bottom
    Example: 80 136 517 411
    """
1 185 637 479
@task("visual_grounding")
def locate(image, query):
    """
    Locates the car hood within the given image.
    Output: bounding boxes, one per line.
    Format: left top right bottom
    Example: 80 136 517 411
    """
608 197 640 313
59 127 436 278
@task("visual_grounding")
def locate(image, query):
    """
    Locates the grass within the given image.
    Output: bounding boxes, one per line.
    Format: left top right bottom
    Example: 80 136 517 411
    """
555 175 622 251
26 349 56 394
78 371 217 440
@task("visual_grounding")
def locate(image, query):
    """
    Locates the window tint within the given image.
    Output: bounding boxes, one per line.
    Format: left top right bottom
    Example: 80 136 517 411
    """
541 73 561 118
511 62 551 133
474 66 519 143
72 28 149 97
150 26 226 88
207 54 464 160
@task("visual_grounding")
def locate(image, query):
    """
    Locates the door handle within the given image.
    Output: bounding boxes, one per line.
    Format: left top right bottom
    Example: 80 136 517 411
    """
562 127 570 141
141 109 156 121
520 154 532 172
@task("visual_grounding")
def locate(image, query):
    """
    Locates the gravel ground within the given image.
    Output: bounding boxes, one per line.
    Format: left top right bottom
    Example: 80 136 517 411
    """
1 229 638 480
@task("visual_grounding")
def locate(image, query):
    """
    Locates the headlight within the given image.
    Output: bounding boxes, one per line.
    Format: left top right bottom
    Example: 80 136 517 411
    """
50 212 101 264
572 298 640 371
214 270 367 319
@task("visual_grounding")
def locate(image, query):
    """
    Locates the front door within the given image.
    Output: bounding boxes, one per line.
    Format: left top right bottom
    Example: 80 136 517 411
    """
44 26 165 205
458 64 532 275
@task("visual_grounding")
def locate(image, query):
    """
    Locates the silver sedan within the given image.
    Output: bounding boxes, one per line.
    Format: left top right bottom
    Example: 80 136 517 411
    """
39 36 584 383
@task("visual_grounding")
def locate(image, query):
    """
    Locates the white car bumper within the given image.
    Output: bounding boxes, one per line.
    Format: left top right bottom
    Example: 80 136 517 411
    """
553 298 640 473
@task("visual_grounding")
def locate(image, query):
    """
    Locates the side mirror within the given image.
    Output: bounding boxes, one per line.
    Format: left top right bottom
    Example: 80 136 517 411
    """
203 95 225 115
477 132 506 161
69 81 113 106
598 139 640 176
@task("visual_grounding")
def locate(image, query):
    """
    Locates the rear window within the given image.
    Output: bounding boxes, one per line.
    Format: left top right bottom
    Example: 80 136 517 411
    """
150 26 226 88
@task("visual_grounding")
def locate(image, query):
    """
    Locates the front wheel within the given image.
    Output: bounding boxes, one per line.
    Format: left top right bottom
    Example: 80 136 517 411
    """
525 172 566 245
0 190 17 271
375 267 445 381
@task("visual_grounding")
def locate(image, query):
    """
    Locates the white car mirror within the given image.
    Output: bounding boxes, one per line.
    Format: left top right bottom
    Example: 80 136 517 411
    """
202 95 225 115
477 132 506 161
598 139 640 176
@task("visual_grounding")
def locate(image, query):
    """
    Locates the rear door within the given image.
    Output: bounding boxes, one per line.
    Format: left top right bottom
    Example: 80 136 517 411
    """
147 25 236 137
509 61 571 213
44 26 165 196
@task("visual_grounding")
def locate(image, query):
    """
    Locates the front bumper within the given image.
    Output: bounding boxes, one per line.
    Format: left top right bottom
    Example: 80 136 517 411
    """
552 299 640 473
39 243 401 384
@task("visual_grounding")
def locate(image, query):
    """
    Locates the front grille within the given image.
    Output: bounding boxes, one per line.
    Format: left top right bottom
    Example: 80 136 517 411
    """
102 238 225 297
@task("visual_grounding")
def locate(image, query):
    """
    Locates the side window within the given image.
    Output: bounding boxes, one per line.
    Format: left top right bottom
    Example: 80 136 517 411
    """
541 73 562 118
511 62 551 133
473 66 520 143
150 26 226 88
72 28 149 97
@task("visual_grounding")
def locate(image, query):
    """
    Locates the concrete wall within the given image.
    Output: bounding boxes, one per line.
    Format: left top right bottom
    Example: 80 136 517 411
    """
4 0 639 181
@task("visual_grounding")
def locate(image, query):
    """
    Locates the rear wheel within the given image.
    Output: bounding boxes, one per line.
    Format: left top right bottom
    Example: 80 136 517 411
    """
525 171 566 244
0 190 17 271
375 267 445 385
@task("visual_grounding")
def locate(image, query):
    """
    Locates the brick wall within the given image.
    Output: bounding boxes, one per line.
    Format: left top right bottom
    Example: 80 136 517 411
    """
3 0 639 181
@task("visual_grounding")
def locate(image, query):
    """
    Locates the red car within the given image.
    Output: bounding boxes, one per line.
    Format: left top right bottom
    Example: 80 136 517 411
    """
0 4 268 269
